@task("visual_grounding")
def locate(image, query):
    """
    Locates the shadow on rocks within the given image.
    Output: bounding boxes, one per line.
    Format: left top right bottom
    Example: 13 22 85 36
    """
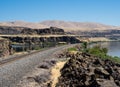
38 59 57 69
56 52 120 87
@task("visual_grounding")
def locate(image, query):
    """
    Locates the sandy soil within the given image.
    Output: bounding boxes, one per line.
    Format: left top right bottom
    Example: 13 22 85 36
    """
50 61 66 87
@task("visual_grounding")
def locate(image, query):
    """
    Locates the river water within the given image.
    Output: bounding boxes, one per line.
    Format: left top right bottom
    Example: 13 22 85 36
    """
94 41 120 57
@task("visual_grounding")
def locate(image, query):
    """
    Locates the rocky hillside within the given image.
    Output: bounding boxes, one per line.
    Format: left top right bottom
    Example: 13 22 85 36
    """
0 20 120 32
73 29 120 37
56 53 120 87
0 26 64 35
0 21 48 29
41 20 119 31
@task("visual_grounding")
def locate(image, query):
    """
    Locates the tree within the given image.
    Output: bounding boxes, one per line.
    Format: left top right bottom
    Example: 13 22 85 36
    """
82 42 88 53
88 45 108 58
102 48 108 55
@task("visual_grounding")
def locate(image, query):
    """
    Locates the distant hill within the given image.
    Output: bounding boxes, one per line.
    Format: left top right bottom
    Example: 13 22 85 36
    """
0 20 120 31
0 21 48 29
40 20 120 31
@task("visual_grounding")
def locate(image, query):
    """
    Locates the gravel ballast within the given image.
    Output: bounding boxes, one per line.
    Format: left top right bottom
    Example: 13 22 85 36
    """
0 44 76 87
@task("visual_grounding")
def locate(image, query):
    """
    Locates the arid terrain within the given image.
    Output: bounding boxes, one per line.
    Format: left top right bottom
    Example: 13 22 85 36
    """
1 0 120 87
0 20 120 87
0 20 120 31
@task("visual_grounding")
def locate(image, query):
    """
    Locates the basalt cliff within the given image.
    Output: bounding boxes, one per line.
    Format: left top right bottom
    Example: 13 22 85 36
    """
0 26 64 35
0 26 80 57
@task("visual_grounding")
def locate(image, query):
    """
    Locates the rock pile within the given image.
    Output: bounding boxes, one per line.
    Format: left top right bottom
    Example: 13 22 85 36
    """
56 53 120 87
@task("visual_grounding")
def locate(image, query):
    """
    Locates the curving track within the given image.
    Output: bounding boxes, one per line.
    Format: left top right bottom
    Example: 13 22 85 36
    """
0 44 76 87
0 48 50 66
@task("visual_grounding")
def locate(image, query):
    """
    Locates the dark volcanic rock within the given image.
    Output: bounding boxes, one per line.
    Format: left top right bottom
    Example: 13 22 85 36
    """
36 27 65 35
0 26 80 45
4 36 80 44
21 27 64 35
56 53 120 87
0 26 64 35
38 60 57 69
0 26 24 34
34 74 50 84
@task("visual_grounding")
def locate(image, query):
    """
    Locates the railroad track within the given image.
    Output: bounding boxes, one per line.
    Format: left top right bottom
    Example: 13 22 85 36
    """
0 44 78 87
0 44 78 66
0 47 52 65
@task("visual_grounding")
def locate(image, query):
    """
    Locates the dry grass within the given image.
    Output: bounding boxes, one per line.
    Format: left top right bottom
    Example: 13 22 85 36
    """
0 34 77 38
50 61 66 87
88 37 110 42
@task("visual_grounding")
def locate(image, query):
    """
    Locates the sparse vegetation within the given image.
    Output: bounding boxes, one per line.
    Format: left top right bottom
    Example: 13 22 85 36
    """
87 45 120 63
68 43 120 64
67 47 78 52
33 45 41 50
82 42 88 52
57 48 120 87
88 45 108 57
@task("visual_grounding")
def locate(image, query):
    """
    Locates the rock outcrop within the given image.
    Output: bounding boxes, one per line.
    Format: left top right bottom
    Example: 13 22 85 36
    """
56 53 120 87
21 27 64 35
0 26 64 35
0 26 22 34
72 29 120 40
0 38 12 57
0 26 81 56
3 36 80 44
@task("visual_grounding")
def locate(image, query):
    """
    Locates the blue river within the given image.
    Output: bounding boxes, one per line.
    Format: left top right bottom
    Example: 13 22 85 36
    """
94 41 120 57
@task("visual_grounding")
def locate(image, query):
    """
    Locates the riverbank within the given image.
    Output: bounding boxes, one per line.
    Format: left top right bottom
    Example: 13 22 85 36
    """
56 52 120 87
87 37 120 42
88 41 120 58
15 44 120 87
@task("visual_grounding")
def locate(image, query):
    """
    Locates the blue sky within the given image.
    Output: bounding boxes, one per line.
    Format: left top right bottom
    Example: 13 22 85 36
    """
0 0 120 26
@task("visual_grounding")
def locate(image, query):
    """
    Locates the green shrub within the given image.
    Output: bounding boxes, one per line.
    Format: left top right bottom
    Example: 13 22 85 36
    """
81 42 88 53
68 47 77 52
33 45 41 50
87 45 120 63
88 45 107 57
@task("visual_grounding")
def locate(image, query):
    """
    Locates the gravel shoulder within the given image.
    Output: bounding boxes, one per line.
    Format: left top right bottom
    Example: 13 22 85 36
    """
0 44 76 87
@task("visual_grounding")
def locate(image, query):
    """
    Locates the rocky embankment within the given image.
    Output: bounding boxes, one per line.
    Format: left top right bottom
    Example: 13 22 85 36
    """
56 53 120 87
0 38 13 57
